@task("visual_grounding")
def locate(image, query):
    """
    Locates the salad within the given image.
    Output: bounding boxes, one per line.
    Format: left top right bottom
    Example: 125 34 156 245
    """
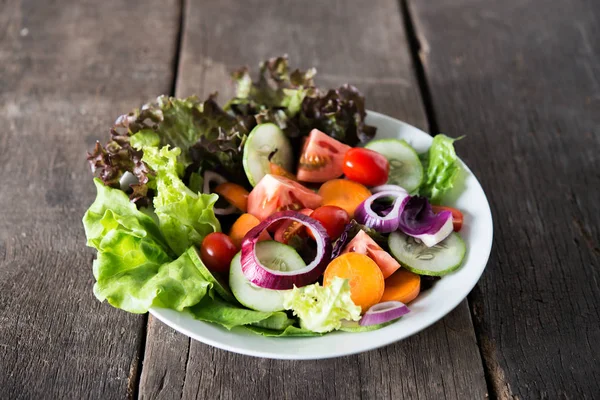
83 56 465 336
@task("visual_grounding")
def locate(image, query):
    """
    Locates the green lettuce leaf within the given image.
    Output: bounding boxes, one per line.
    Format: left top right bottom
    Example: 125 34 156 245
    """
84 180 220 313
83 178 170 254
283 277 361 333
419 134 462 204
142 146 220 256
227 55 317 119
188 296 289 330
87 95 249 205
244 325 322 337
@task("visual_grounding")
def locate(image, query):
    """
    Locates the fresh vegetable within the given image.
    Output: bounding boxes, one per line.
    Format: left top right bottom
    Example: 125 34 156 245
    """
380 268 421 303
299 84 376 146
283 277 361 333
354 189 410 233
243 123 294 186
343 148 390 187
431 205 464 231
323 252 384 312
229 213 271 249
188 295 292 331
229 242 306 312
308 206 350 241
214 182 249 213
318 179 371 218
247 174 322 221
241 211 332 289
84 56 473 338
274 208 313 244
341 230 401 278
297 129 351 182
359 301 410 326
398 196 453 247
388 231 466 276
203 171 237 215
200 232 238 274
142 146 221 256
419 134 462 204
187 246 237 303
365 139 424 193
269 162 297 180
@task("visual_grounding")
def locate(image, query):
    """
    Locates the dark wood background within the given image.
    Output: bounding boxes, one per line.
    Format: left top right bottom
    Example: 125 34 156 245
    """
0 0 598 399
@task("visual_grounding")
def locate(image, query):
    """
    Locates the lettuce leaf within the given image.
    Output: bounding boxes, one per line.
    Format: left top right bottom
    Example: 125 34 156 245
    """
226 56 375 146
87 95 249 205
84 180 216 313
244 325 322 337
142 146 220 256
419 134 462 204
227 55 317 119
188 296 290 330
299 84 376 146
283 277 361 333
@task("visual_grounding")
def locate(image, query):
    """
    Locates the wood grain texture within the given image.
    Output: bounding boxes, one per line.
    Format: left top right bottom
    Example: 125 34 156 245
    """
0 1 180 398
408 0 600 398
139 1 488 399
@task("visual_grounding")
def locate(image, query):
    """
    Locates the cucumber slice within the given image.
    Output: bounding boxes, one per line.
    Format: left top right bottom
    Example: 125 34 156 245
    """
187 246 237 304
229 241 306 312
243 123 293 186
365 139 424 192
339 320 396 332
388 231 466 276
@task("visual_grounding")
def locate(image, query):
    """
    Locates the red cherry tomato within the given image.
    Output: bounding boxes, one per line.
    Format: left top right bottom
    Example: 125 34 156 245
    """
200 232 237 274
309 206 350 240
343 148 389 187
431 205 464 231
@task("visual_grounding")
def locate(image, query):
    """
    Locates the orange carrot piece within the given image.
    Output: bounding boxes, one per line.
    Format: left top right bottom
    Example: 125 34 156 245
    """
323 252 384 312
381 268 421 304
317 179 371 218
229 213 271 249
214 182 249 213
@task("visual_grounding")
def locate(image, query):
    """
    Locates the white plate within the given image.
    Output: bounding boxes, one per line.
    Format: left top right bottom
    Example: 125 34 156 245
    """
150 111 494 360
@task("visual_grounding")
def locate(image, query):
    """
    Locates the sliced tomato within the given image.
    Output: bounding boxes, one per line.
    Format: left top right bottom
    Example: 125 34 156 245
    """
297 129 351 183
274 208 313 244
431 205 463 231
341 230 401 278
309 205 350 240
247 174 322 221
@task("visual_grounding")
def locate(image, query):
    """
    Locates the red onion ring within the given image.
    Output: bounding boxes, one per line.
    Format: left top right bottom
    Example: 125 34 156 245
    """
354 190 410 233
360 301 410 326
241 210 332 290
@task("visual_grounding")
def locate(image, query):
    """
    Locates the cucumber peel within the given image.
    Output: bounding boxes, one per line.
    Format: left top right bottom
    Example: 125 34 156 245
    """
365 138 424 192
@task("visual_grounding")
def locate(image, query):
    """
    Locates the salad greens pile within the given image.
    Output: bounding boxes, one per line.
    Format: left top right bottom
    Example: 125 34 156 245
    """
84 56 463 336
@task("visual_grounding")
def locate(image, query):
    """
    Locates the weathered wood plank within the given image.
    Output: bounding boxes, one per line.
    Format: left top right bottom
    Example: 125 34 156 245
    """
0 1 181 398
139 1 488 399
408 0 600 398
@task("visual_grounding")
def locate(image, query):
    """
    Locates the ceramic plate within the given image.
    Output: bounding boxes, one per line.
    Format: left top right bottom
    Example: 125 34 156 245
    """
150 111 493 360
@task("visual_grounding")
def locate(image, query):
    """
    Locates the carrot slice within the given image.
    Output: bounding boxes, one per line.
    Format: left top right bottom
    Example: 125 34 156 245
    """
323 252 384 312
214 183 249 213
229 213 271 249
381 268 421 304
269 162 297 181
317 179 371 218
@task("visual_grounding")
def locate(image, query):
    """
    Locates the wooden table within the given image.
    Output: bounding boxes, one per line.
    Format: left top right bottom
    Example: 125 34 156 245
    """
1 0 598 398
